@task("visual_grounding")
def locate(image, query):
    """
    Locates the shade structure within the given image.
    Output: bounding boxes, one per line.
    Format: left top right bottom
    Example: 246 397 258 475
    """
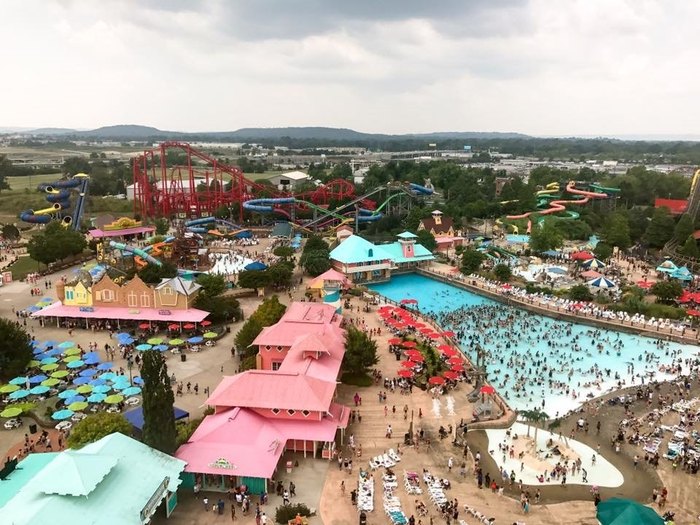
188 336 203 344
28 374 48 384
0 384 20 393
92 385 112 394
29 385 50 395
64 395 86 405
581 269 603 279
64 347 81 356
480 384 496 394
51 409 74 420
168 324 180 330
686 309 700 317
400 360 417 368
58 341 75 349
97 362 113 371
447 356 463 365
441 331 455 338
428 376 445 385
41 378 60 387
656 259 678 273
0 406 23 418
401 341 417 348
114 332 131 339
67 360 85 369
146 337 163 345
9 376 28 385
88 393 107 403
9 390 30 400
153 345 169 352
670 266 693 281
200 320 212 327
58 389 79 399
588 276 616 289
68 401 89 412
132 377 144 386
104 394 124 404
582 258 606 269
400 298 418 304
397 369 414 378
27 360 40 368
426 332 441 339
78 368 97 377
122 386 142 397
138 323 151 329
72 377 92 386
99 372 117 381
596 498 664 525
441 348 459 357
244 261 267 271
76 385 93 394
119 337 135 345
135 344 152 352
40 357 58 365
63 355 79 363
50 370 70 378
451 364 465 372
111 381 131 391
443 371 460 381
203 332 217 339
183 323 195 330
570 250 594 261
169 338 184 346
388 338 402 345
84 356 101 366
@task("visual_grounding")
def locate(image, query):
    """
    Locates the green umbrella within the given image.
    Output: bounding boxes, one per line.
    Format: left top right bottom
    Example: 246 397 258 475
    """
104 394 124 404
0 406 23 418
67 401 88 412
64 347 81 356
0 384 20 394
203 332 217 339
29 360 41 368
597 498 664 525
63 355 80 363
51 370 70 378
41 378 60 387
169 338 184 346
40 363 59 371
147 337 163 345
76 385 93 394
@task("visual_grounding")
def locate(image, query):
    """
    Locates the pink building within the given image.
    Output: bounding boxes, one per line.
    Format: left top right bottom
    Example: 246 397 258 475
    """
176 302 350 493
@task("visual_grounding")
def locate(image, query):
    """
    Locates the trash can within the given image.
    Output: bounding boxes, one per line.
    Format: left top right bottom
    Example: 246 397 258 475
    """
181 354 187 362
359 511 367 525
29 423 37 434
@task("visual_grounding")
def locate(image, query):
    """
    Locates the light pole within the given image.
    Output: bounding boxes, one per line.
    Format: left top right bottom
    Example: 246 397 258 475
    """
127 358 133 383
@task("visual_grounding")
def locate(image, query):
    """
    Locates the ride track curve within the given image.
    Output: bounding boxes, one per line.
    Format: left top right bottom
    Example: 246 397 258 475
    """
18 174 90 230
505 181 609 221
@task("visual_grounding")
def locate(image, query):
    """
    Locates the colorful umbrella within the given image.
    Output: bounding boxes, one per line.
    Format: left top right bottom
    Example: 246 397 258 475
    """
426 333 441 339
400 298 418 304
135 344 153 351
51 409 74 420
122 386 142 397
428 376 445 385
88 393 107 403
132 377 144 386
451 364 465 372
9 390 30 400
97 362 113 371
28 375 48 384
72 376 92 386
99 372 117 381
29 385 50 395
0 407 23 418
40 363 59 372
78 368 97 377
200 320 212 327
169 338 184 346
443 371 460 380
40 357 58 365
480 385 496 395
167 324 180 330
588 276 616 289
401 341 417 348
58 341 75 349
596 497 664 525
203 332 217 339
92 385 112 394
400 361 417 368
68 401 88 411
64 395 86 405
153 345 169 352
188 336 204 344
447 357 463 365
76 385 93 394
104 394 124 404
51 370 70 378
9 376 28 385
67 360 85 369
441 331 455 338
409 354 425 363
41 378 60 387
183 323 195 330
111 382 131 391
138 323 151 329
0 384 20 393
397 369 414 378
388 338 402 345
147 338 163 345
28 360 41 368
58 389 79 399
63 355 80 363
64 347 81 356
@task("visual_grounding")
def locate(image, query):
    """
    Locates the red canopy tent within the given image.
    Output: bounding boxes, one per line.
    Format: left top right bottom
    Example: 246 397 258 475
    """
571 251 594 261
388 338 402 345
480 385 496 395
451 364 465 372
428 376 446 385
443 371 460 381
397 369 414 378
441 331 455 338
401 341 417 348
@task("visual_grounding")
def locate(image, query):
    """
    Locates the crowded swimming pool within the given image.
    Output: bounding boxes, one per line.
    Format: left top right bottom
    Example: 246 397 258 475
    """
368 274 698 415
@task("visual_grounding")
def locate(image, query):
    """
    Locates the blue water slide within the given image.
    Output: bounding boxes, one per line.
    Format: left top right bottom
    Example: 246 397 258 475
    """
357 208 382 222
242 197 296 213
19 177 86 226
409 183 434 195
109 241 162 267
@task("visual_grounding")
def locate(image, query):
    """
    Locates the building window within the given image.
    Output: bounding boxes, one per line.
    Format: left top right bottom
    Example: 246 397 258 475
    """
140 292 151 307
127 292 137 308
271 361 282 371
162 287 173 295
301 410 310 418
271 408 280 415
94 291 102 301
65 290 74 300
276 346 283 352
287 409 296 416
103 289 114 302
265 345 271 351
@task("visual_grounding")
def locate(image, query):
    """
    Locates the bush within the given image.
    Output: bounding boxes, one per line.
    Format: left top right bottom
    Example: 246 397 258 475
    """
340 372 373 387
493 263 512 282
567 284 593 302
176 417 203 447
275 503 311 524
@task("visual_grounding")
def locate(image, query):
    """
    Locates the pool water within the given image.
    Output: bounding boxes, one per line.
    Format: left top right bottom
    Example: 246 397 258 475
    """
506 234 530 244
368 274 698 415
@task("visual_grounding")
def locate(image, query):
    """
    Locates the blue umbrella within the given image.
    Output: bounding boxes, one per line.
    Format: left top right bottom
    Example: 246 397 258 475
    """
99 372 117 381
112 381 131 391
153 345 169 352
92 385 112 394
79 368 97 377
28 375 48 384
89 378 107 387
29 385 50 395
83 356 101 366
122 386 142 397
83 351 99 360
64 395 86 405
9 390 30 400
97 362 113 371
58 341 74 349
40 340 57 349
133 377 144 386
244 261 267 271
119 337 135 345
33 346 44 355
67 360 85 369
51 409 74 421
9 377 28 385
25 305 41 313
44 349 62 357
32 340 42 347
58 389 79 399
135 344 152 351
72 376 92 385
40 357 58 365
114 332 131 339
87 393 106 403
188 336 204 344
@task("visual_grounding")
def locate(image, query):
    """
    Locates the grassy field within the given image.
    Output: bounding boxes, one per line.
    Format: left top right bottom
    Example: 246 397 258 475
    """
6 173 62 191
7 255 41 280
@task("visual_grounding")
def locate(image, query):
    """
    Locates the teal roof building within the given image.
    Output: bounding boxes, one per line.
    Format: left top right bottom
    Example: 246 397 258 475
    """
0 432 187 525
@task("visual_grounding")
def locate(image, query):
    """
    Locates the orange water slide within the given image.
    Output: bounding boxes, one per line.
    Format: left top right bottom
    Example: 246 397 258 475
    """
506 181 603 220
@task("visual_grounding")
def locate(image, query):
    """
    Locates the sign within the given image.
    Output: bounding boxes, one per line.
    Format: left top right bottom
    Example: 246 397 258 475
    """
140 476 169 523
209 457 237 470
166 491 178 518
79 306 94 312
158 310 172 315
129 309 140 314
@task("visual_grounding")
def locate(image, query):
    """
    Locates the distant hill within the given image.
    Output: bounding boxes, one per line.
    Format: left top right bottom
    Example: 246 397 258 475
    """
28 127 78 135
73 125 183 139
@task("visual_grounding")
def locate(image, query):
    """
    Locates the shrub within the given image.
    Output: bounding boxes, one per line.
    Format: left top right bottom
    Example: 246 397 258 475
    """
567 284 593 302
176 418 203 447
275 503 311 524
340 372 373 387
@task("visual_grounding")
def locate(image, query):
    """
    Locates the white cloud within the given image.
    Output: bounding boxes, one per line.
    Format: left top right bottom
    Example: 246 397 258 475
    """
1 0 698 136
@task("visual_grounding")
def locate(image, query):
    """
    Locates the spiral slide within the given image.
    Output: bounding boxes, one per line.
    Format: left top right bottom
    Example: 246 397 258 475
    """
506 181 607 221
408 183 434 195
18 175 89 229
184 217 251 237
109 241 163 268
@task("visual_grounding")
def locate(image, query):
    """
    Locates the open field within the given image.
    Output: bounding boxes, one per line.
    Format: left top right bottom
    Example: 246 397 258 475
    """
6 255 41 280
6 173 63 190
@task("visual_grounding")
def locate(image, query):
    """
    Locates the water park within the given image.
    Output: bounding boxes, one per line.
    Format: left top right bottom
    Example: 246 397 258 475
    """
17 173 90 230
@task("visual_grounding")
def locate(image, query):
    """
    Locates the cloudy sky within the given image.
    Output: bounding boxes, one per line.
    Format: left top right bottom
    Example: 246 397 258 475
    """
2 0 698 136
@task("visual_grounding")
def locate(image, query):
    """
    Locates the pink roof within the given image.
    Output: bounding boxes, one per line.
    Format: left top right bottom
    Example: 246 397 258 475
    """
176 404 350 478
206 371 337 412
89 226 156 238
253 303 343 347
308 269 350 287
31 302 209 323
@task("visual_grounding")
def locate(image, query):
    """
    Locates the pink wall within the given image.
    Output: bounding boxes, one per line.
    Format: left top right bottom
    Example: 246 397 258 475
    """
258 346 290 370
251 407 322 421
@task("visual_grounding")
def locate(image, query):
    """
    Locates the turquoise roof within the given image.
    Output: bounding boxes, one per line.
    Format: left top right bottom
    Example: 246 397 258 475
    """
381 242 435 264
0 453 58 508
0 432 187 525
396 231 418 239
329 235 391 264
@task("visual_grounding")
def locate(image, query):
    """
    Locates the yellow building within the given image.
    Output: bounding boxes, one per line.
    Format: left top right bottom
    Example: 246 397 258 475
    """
62 281 92 306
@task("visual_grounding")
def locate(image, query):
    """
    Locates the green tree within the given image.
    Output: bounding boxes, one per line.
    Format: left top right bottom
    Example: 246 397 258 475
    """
27 222 87 266
196 273 227 298
2 224 20 240
519 408 549 442
234 296 287 368
680 235 699 258
62 156 92 175
602 212 631 250
416 230 437 252
193 294 243 324
237 270 271 292
0 319 33 380
273 246 295 260
529 219 564 252
403 207 428 232
154 218 170 235
66 412 132 449
674 214 694 243
302 250 331 276
650 280 683 303
303 235 329 253
267 262 294 288
593 241 613 261
141 351 177 454
342 326 379 377
0 155 14 193
461 248 485 274
493 263 512 282
644 207 675 248
234 317 263 358
138 261 178 284
568 284 593 302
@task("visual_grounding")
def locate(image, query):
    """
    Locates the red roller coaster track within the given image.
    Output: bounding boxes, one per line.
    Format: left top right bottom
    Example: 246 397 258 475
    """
132 142 361 221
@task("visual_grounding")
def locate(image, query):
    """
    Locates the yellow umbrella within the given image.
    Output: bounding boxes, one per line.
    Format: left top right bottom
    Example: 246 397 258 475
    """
76 385 93 394
64 348 81 356
63 355 80 362
40 363 59 372
51 370 70 379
